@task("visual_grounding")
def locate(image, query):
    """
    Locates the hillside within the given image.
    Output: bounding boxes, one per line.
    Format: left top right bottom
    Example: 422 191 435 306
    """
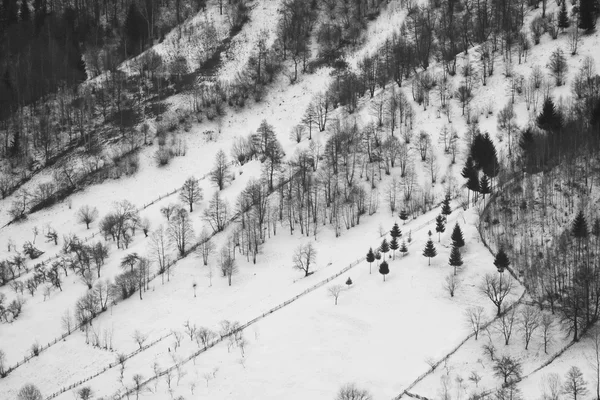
1 0 600 399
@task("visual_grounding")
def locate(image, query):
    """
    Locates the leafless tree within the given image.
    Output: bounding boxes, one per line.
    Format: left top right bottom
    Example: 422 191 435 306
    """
17 384 42 400
329 285 344 305
203 191 230 233
197 229 215 266
493 355 522 384
183 320 198 341
444 274 459 297
563 366 588 400
133 330 148 349
168 208 195 257
150 225 170 283
0 349 6 377
210 150 232 190
336 383 373 400
293 242 316 277
519 305 540 350
588 326 600 400
219 247 238 286
496 306 517 345
195 327 216 348
480 273 515 316
77 205 98 229
179 177 203 212
465 306 486 340
540 373 561 400
540 313 554 354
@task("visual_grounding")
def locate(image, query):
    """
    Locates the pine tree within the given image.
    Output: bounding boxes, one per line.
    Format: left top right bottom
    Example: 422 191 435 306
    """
451 223 465 248
572 210 589 257
537 98 563 132
494 248 510 273
375 250 382 267
482 133 500 179
441 193 452 216
366 247 375 274
399 209 409 224
346 277 353 286
480 174 491 205
20 0 30 21
463 156 479 206
379 261 389 281
390 222 402 239
400 239 408 256
435 214 446 242
579 0 596 31
423 239 437 265
380 238 390 258
390 236 399 259
558 1 570 30
449 244 464 275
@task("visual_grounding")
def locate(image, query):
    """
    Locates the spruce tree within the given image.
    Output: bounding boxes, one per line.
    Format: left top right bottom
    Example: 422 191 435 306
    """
579 0 596 31
346 277 353 286
558 1 570 30
449 244 463 275
380 238 390 259
390 236 399 259
366 247 375 274
451 223 465 248
481 133 500 179
441 193 452 216
375 250 382 267
390 222 402 239
537 98 562 132
480 174 491 205
435 214 446 242
423 239 437 265
572 210 589 257
494 248 510 273
399 209 409 224
400 239 408 256
379 261 389 281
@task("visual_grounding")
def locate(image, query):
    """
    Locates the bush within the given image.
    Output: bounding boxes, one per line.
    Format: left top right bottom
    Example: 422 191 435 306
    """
154 148 173 167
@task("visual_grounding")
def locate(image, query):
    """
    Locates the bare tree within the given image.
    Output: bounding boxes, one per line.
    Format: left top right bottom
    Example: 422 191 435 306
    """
588 326 600 400
496 306 517 345
563 366 588 400
150 225 169 283
132 330 148 349
540 373 561 400
465 306 486 340
77 387 93 400
540 313 554 354
493 355 522 384
195 327 216 348
179 177 203 212
519 305 540 350
336 383 373 400
293 242 316 277
17 384 42 400
203 191 230 233
168 208 195 257
0 349 5 377
444 274 459 297
329 285 343 305
77 205 98 229
480 273 515 316
197 229 215 266
220 247 238 286
210 150 232 190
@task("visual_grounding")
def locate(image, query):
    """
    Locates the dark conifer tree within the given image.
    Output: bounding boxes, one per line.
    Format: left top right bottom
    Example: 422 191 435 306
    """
366 247 375 274
537 98 562 132
346 277 353 286
579 0 596 31
379 261 389 281
572 210 589 257
390 236 399 259
435 214 446 242
451 223 465 248
441 193 452 216
480 174 491 205
380 238 390 258
494 248 510 273
399 209 409 224
20 0 30 21
390 222 402 239
462 156 478 206
449 244 463 275
375 250 382 267
400 239 408 256
423 239 437 265
558 0 570 30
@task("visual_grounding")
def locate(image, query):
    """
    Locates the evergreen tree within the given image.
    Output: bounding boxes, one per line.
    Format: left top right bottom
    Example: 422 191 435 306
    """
375 250 382 267
346 277 353 286
579 0 597 31
379 261 389 281
390 222 402 239
480 174 491 205
20 0 30 21
400 239 408 256
423 239 437 265
366 247 375 274
494 248 510 273
572 210 589 257
463 156 479 206
380 238 390 258
390 236 399 259
441 193 452 216
435 214 446 242
451 223 465 248
470 134 487 171
9 129 20 157
449 244 464 275
399 209 409 224
481 133 500 179
558 1 570 30
537 98 563 132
